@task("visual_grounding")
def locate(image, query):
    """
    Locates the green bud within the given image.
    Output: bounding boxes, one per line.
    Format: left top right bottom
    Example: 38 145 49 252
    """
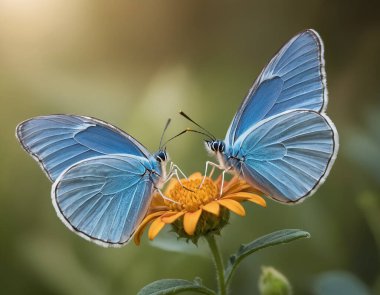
259 266 292 295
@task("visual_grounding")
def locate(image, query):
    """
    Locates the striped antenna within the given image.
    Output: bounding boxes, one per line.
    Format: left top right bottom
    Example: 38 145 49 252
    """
159 118 171 150
179 111 216 140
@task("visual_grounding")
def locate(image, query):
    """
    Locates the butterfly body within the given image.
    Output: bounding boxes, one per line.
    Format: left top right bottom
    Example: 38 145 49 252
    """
204 29 338 204
16 114 170 247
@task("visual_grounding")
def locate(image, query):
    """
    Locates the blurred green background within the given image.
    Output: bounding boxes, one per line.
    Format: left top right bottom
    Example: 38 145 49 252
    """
1 1 379 294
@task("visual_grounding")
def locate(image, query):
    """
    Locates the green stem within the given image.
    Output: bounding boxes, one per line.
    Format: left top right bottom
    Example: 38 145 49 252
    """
206 234 227 295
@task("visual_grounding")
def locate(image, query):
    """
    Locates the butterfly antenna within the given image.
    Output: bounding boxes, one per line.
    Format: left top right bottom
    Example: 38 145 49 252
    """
161 129 190 148
179 111 216 140
181 128 214 140
162 128 214 148
159 118 171 150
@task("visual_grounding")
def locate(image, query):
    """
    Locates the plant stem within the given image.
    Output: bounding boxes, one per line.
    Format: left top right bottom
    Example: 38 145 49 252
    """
206 234 227 295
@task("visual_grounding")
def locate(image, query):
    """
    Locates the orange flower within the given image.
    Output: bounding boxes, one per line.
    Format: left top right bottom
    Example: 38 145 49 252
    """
134 173 266 245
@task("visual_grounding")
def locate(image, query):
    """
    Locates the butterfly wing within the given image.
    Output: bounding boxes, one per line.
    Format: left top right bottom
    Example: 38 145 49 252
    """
52 154 154 247
232 110 338 203
16 115 150 181
226 29 327 146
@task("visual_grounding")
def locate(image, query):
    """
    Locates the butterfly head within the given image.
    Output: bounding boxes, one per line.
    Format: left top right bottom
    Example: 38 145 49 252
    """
155 149 169 163
151 149 170 188
205 140 225 154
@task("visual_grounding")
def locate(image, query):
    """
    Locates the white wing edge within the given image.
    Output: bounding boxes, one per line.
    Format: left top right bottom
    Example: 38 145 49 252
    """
15 114 152 182
307 29 328 113
225 29 328 146
15 120 58 182
234 109 339 205
294 111 339 204
50 154 153 248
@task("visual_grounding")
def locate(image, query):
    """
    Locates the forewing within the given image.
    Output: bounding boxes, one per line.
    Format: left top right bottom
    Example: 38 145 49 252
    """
52 154 154 247
226 29 326 145
16 115 150 181
234 110 338 203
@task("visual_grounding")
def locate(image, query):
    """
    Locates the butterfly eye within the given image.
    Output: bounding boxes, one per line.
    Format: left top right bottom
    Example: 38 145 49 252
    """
216 141 225 152
156 151 167 162
220 142 225 152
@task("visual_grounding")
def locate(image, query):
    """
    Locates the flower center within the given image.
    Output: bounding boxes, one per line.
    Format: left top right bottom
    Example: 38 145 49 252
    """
165 177 217 212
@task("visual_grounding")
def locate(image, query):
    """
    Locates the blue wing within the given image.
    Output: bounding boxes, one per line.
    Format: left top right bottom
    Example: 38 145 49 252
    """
226 29 327 145
16 115 150 181
232 110 338 203
52 154 154 247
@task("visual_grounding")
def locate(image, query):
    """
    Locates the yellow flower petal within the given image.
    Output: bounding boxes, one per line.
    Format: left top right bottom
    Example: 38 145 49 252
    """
135 172 267 245
219 176 239 192
221 192 254 200
223 192 267 207
218 176 264 196
148 217 166 241
149 194 166 208
202 201 220 216
217 199 246 216
226 183 251 194
161 211 185 224
183 209 202 235
247 195 267 207
242 186 263 195
214 175 223 187
134 211 166 245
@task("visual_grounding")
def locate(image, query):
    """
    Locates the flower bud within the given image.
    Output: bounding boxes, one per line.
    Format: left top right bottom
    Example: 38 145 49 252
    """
259 266 292 295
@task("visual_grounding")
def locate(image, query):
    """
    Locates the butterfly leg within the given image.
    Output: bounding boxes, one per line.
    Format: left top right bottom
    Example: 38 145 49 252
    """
171 164 188 179
218 165 238 196
163 168 189 190
153 169 183 204
199 161 225 188
208 165 216 178
155 187 179 204
219 169 229 196
168 161 174 173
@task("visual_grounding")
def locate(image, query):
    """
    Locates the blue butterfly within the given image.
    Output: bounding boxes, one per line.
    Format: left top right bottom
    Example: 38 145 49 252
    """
199 29 339 203
16 115 177 247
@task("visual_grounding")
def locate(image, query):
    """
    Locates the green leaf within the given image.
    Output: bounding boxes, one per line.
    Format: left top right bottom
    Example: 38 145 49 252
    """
225 229 310 286
137 279 216 295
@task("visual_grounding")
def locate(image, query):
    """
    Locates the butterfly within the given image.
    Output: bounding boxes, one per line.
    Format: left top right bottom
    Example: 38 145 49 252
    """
186 29 339 204
16 115 181 247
